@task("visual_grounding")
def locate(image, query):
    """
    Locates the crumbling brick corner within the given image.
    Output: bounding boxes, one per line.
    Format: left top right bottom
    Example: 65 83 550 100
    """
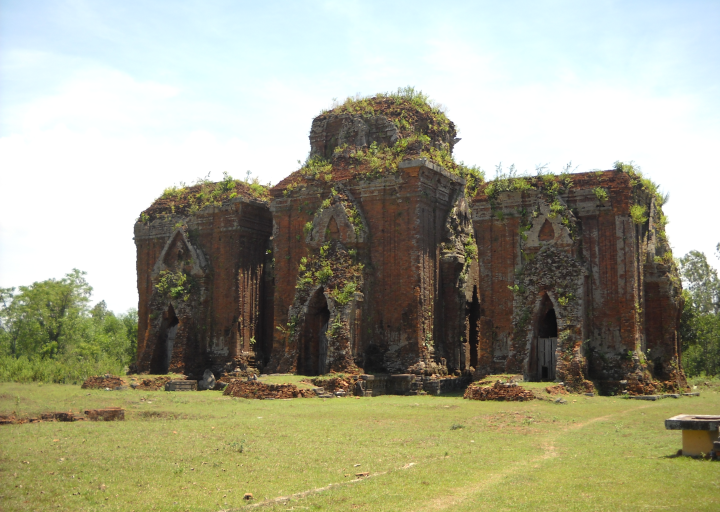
134 184 272 378
471 169 686 394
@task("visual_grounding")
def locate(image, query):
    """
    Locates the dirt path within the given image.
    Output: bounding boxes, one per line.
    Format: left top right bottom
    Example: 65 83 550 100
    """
222 464 418 511
220 403 654 512
419 403 655 512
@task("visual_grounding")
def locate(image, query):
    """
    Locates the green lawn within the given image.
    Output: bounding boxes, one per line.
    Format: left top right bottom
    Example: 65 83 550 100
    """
1 379 718 512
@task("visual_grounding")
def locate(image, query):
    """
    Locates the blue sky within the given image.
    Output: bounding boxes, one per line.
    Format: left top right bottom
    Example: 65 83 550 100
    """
1 0 719 312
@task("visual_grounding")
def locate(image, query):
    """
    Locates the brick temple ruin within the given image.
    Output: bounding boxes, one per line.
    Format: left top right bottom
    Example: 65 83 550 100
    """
134 93 687 394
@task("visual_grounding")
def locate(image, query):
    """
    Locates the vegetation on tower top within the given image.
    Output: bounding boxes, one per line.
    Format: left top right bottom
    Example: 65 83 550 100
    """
275 87 485 197
138 172 270 223
318 86 455 142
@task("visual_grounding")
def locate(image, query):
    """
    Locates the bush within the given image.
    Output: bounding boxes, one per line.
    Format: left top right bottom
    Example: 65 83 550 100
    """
593 187 609 202
630 204 648 225
0 355 125 384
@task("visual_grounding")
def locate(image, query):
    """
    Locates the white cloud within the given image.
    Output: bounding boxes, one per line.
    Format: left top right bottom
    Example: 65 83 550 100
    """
10 68 179 136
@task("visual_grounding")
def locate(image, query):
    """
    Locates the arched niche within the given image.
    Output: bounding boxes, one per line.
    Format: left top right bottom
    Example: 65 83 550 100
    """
524 199 574 250
297 287 331 375
305 190 368 246
151 303 179 374
152 229 207 278
529 293 558 382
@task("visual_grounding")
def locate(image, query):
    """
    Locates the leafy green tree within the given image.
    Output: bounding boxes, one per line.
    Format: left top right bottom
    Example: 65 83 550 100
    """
679 251 720 314
0 269 92 358
0 270 138 382
679 249 720 376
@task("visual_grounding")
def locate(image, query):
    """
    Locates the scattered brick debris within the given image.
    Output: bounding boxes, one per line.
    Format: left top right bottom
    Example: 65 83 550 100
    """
84 408 125 421
545 384 569 395
222 380 314 399
0 412 85 426
463 380 536 402
133 376 173 391
308 376 357 393
81 375 126 390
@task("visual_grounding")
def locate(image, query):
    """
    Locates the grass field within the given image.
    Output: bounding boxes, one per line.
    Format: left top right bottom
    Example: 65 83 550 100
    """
1 377 719 512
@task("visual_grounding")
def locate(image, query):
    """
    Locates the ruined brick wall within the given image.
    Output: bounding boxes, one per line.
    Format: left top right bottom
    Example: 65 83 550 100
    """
133 94 683 394
471 170 684 390
134 196 272 377
266 159 478 376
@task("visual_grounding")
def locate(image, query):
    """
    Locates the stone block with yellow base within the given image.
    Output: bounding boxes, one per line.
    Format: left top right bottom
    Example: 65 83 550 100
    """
665 415 720 457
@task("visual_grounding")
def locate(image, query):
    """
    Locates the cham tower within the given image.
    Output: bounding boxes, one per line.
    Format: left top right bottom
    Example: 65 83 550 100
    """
134 89 687 395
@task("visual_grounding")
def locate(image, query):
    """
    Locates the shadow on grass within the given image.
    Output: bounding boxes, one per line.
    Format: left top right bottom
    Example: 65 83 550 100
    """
661 450 684 459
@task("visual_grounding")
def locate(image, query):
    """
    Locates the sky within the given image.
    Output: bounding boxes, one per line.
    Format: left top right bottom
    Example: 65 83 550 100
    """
1 0 719 313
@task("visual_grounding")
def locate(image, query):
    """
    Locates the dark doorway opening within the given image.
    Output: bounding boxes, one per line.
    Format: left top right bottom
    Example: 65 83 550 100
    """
364 344 385 373
298 288 330 375
151 304 179 374
538 308 558 338
536 307 558 381
467 286 480 368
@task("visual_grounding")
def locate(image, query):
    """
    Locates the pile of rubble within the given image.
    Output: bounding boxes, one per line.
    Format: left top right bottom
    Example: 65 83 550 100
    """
545 384 569 395
81 375 126 390
222 380 315 399
308 376 356 394
463 380 536 402
132 376 173 390
82 374 180 391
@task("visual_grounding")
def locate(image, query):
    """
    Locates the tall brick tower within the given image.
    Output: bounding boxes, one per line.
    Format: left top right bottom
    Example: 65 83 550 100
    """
265 92 482 378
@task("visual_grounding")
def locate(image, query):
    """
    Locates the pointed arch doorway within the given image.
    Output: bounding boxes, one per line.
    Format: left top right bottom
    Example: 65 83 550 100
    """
535 306 558 381
151 304 179 374
298 288 330 375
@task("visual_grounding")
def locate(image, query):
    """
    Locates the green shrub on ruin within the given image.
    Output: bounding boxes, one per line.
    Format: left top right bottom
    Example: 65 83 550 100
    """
140 172 270 222
315 266 333 285
155 270 193 301
594 187 609 202
285 88 484 197
629 204 648 225
331 282 358 306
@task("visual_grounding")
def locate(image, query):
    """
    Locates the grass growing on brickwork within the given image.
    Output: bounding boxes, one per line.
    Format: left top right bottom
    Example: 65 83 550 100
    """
320 87 454 138
140 172 270 223
1 379 719 512
280 88 485 198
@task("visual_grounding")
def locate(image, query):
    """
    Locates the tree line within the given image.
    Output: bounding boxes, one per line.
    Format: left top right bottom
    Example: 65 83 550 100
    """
0 245 719 383
678 244 720 377
0 270 137 383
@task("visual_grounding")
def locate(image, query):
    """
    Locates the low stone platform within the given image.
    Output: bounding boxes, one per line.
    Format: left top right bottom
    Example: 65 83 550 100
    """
628 393 700 401
356 374 468 396
165 380 198 391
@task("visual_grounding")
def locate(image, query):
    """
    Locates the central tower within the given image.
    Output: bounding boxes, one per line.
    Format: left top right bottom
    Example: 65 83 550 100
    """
265 91 482 378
